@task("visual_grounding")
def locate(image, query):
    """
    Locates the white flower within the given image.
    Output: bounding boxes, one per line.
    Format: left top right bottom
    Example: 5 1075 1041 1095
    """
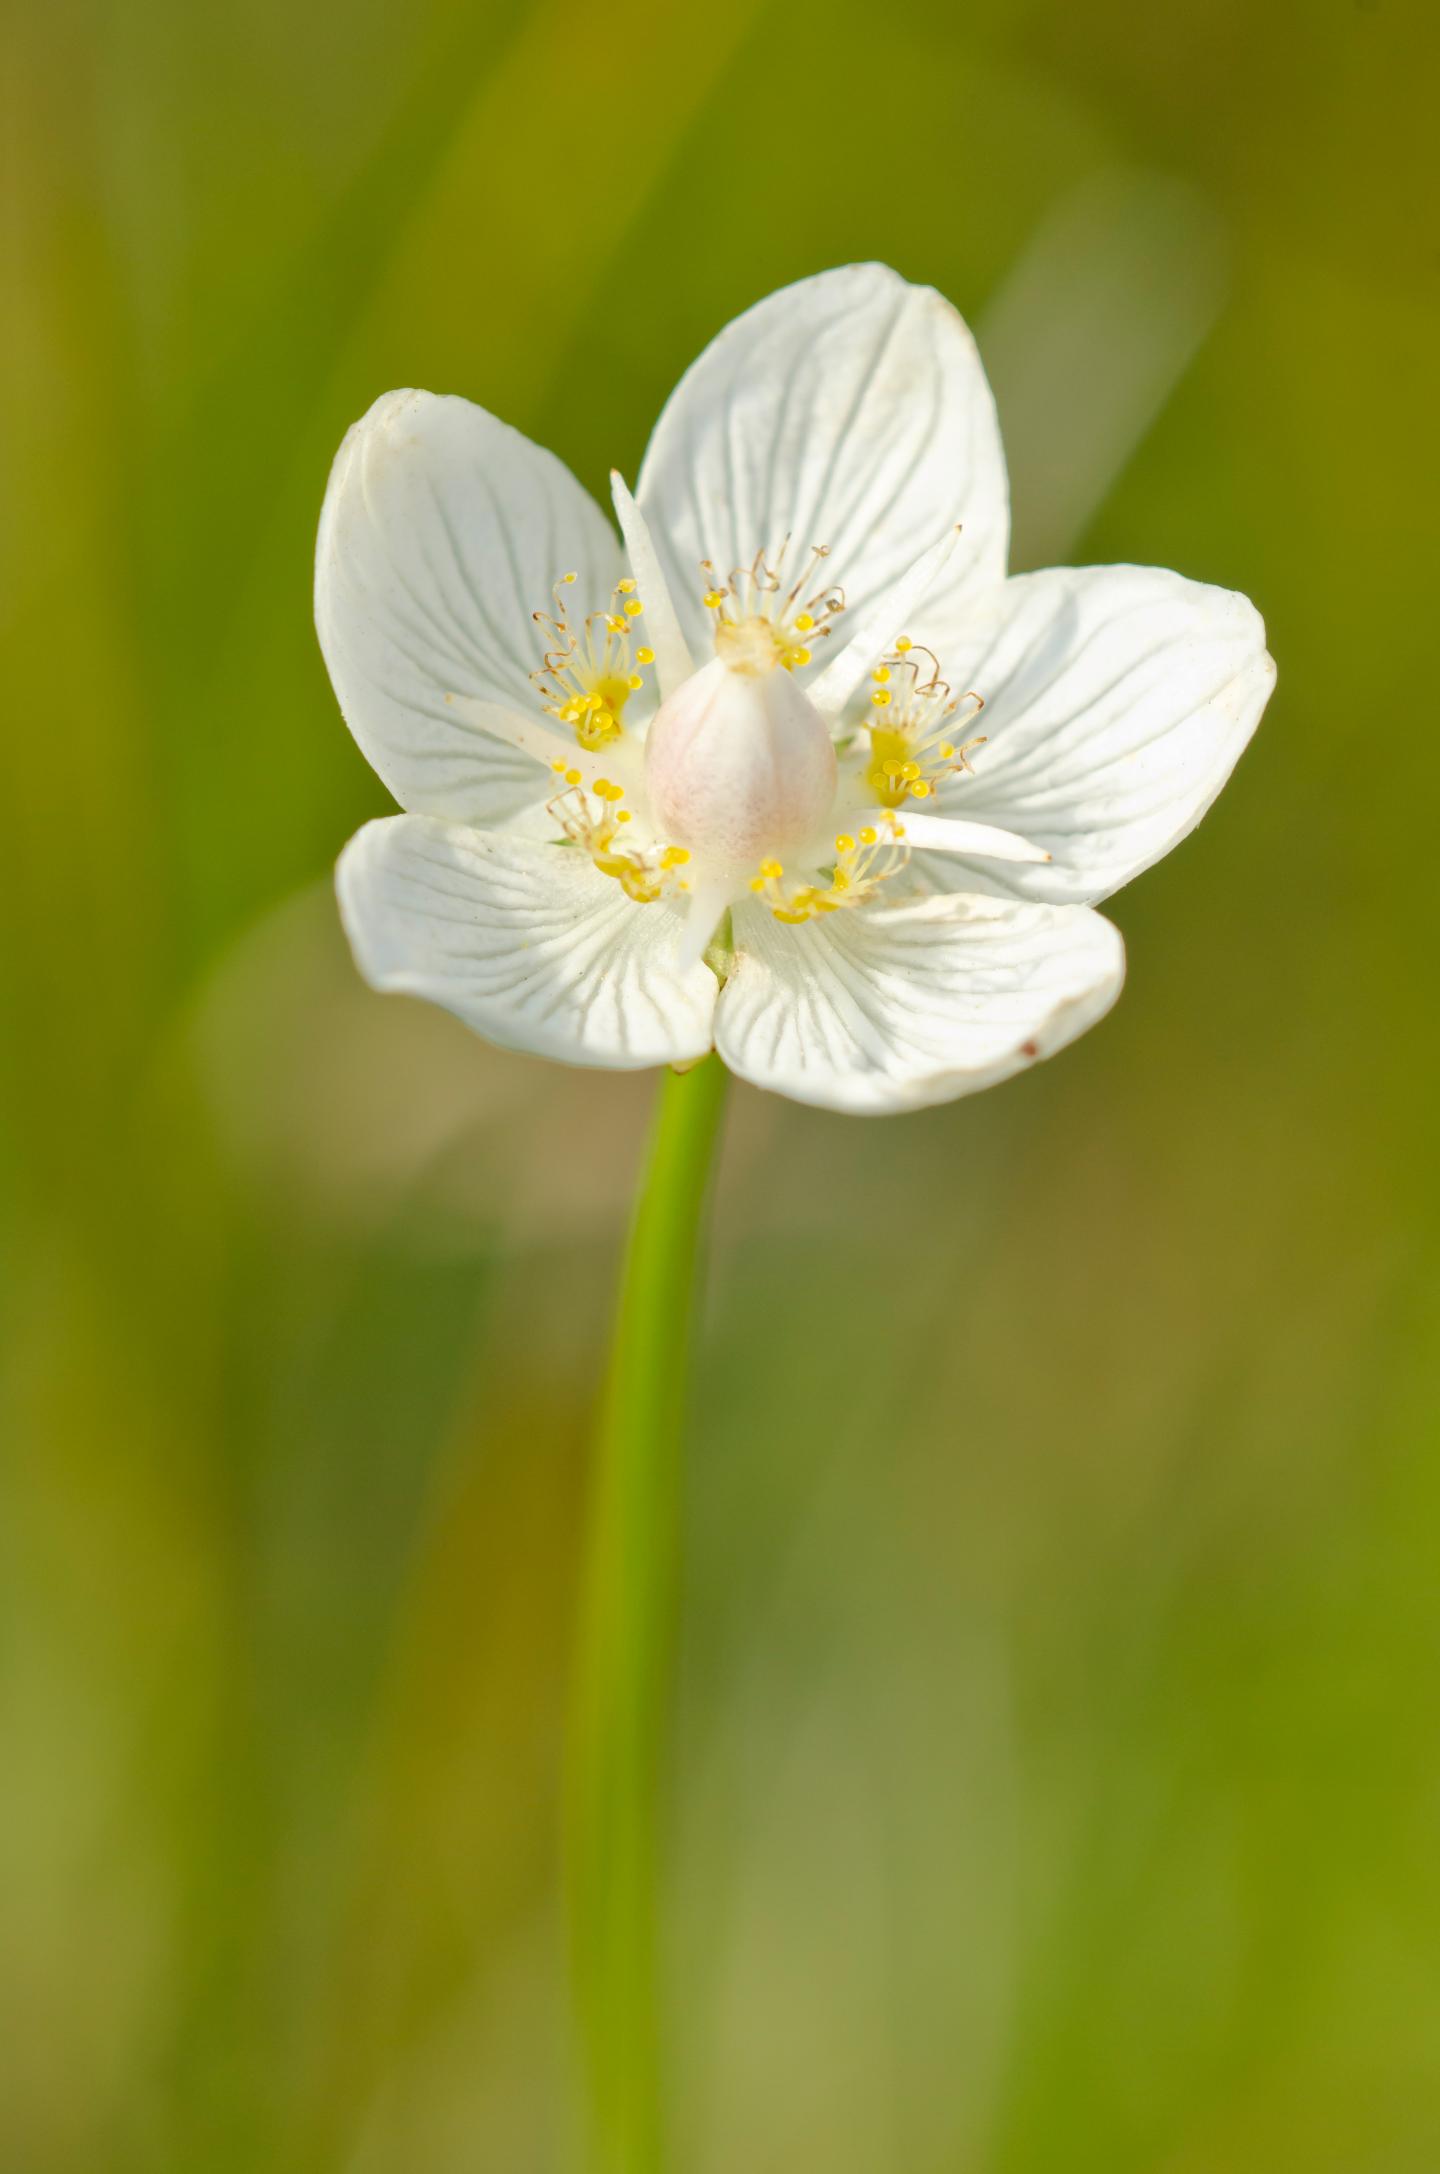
317 265 1274 1115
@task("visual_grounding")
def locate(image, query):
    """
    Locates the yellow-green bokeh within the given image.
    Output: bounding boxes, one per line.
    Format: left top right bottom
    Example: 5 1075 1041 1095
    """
3 0 1438 2166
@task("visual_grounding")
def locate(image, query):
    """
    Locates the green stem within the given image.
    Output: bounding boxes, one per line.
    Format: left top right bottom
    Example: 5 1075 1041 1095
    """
567 1052 729 2174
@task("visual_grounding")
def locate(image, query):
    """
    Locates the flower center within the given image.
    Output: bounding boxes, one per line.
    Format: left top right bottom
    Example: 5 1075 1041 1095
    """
531 573 654 750
749 814 910 924
864 641 986 805
700 541 846 671
643 650 838 868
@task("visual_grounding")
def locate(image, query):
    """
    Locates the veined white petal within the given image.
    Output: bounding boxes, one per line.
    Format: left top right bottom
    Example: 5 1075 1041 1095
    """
920 565 1275 904
337 816 717 1070
715 894 1123 1115
878 809 1052 864
805 526 962 718
610 471 695 701
637 265 1009 659
316 389 622 827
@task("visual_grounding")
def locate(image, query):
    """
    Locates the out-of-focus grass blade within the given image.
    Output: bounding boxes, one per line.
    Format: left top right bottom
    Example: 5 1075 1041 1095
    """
980 168 1226 567
166 0 775 969
329 0 773 425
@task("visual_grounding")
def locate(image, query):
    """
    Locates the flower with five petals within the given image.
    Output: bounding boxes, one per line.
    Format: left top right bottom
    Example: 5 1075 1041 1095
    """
317 265 1273 1114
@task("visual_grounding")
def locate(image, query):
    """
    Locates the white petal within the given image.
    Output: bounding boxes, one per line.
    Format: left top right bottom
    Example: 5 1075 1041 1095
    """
921 564 1275 904
316 389 623 827
715 895 1124 1115
636 265 1009 659
337 816 717 1070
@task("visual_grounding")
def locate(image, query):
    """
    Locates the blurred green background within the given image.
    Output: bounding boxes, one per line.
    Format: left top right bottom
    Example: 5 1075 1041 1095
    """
4 0 1438 2166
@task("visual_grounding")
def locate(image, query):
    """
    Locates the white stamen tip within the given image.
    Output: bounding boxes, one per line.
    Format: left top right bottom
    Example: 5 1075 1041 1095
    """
867 809 1052 864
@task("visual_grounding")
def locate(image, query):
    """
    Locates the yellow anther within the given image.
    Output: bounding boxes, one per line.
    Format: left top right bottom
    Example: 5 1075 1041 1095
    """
873 666 891 683
637 647 655 664
753 801 909 927
550 781 691 904
862 648 985 806
562 572 578 584
624 599 644 617
605 615 625 633
617 578 636 593
627 674 644 690
696 541 846 666
551 758 568 774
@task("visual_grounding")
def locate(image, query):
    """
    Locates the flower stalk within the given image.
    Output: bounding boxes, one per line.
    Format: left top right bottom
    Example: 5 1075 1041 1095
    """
567 1052 729 2174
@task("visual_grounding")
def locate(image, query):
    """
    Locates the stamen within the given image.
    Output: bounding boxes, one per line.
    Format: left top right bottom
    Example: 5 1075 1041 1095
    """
547 782 691 905
749 812 909 924
529 573 655 749
864 642 986 805
698 538 846 669
804 525 961 716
